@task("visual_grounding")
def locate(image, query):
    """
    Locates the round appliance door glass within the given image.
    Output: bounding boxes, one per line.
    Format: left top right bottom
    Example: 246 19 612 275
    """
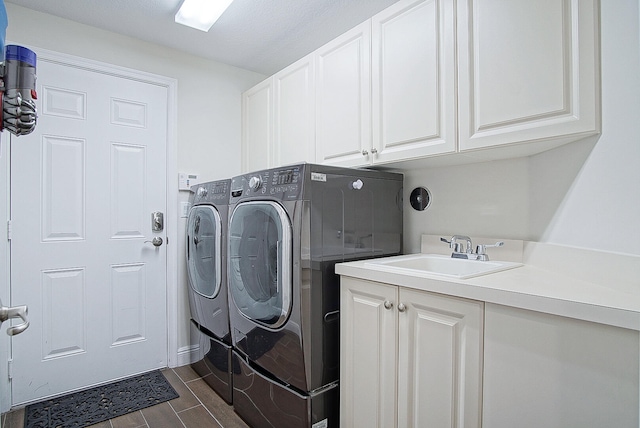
228 201 292 329
186 205 222 298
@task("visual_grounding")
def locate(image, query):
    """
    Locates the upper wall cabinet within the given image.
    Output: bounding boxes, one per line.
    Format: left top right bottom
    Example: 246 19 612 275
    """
371 0 456 164
273 54 316 167
315 22 372 167
242 0 601 170
457 0 600 153
318 0 456 168
241 78 272 173
242 54 315 172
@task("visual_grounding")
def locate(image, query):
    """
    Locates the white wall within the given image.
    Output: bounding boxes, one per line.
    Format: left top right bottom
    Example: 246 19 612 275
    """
403 0 640 257
530 0 640 254
402 157 531 254
3 4 265 362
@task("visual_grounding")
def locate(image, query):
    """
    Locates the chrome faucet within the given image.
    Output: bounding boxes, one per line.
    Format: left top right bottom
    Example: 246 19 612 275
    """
441 235 473 256
441 236 504 261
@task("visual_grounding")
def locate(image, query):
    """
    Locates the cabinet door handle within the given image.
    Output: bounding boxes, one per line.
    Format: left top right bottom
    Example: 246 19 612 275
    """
371 148 378 154
362 149 369 156
383 300 393 310
398 303 406 312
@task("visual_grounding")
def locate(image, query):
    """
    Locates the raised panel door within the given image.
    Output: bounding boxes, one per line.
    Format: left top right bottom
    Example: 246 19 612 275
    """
457 0 600 152
273 54 315 166
315 21 372 167
372 0 456 163
10 56 168 405
398 288 483 428
340 278 397 428
241 78 272 172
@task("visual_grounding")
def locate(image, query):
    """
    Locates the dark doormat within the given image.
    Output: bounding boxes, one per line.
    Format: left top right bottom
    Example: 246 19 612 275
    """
23 370 179 428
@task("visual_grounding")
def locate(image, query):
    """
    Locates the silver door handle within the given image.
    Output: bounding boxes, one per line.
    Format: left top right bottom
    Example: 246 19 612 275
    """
0 299 30 336
145 237 163 247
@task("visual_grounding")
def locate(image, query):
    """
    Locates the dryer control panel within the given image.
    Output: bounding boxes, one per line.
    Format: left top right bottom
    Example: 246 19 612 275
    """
231 165 304 200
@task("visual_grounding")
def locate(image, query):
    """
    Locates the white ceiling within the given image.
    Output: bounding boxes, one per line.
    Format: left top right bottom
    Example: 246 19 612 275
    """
6 0 399 76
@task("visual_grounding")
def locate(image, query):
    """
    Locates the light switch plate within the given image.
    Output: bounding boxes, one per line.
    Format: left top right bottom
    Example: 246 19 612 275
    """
180 202 190 218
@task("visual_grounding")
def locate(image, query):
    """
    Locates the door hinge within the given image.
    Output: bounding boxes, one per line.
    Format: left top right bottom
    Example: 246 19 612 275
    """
6 220 11 241
7 358 12 380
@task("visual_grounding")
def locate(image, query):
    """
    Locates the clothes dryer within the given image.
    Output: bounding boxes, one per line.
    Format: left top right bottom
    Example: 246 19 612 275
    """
227 164 403 427
186 179 233 404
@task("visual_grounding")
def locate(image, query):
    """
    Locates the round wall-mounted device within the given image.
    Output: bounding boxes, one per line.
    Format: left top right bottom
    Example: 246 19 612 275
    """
410 187 432 211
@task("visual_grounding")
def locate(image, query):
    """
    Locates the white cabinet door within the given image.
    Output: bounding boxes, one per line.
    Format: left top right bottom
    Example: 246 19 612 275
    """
340 277 483 428
371 0 456 163
273 54 315 167
398 288 484 428
340 278 397 428
241 78 272 173
457 0 600 152
315 22 372 168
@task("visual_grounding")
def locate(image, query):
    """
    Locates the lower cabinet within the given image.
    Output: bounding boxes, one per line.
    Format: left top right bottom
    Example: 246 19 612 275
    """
340 277 483 428
483 303 639 428
341 278 640 427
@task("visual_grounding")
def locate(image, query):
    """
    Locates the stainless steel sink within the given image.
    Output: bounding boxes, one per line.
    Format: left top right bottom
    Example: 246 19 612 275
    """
364 254 522 279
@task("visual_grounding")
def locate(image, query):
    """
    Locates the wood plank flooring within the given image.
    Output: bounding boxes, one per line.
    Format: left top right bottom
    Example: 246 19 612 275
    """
1 365 249 428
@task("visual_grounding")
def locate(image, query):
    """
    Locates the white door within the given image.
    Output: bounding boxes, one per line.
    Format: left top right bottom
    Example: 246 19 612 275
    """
10 57 169 405
340 277 397 428
371 0 457 163
315 21 371 168
397 289 483 428
241 78 272 173
273 54 315 166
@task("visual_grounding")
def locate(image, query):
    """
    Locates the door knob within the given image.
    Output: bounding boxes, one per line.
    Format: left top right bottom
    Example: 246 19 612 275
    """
0 299 30 336
145 237 163 247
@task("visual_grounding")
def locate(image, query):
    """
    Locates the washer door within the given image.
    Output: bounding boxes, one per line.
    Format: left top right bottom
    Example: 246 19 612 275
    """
186 205 222 298
228 201 292 329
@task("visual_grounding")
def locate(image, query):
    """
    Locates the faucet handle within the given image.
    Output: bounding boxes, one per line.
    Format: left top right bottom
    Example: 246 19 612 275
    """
475 241 504 259
440 237 457 251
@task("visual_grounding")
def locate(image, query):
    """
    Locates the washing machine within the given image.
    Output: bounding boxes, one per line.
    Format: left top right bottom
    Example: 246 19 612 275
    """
186 179 233 404
227 163 403 427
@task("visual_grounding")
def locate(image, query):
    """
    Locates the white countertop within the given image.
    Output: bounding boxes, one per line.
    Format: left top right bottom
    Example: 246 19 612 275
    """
335 237 640 331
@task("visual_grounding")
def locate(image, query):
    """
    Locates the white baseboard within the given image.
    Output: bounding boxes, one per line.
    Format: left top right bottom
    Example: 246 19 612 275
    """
174 345 199 368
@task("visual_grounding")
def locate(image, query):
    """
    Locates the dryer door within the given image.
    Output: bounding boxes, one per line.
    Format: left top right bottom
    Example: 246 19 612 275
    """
187 205 222 299
228 201 292 329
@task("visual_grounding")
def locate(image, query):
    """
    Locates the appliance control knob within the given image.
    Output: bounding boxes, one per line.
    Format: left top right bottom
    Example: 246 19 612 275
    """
196 187 207 197
248 176 262 190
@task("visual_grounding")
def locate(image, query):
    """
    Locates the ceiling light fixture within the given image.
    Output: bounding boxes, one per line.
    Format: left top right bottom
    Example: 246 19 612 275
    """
175 0 234 32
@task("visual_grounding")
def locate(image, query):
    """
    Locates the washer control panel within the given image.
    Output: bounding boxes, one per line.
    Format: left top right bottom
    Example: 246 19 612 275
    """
193 180 230 203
